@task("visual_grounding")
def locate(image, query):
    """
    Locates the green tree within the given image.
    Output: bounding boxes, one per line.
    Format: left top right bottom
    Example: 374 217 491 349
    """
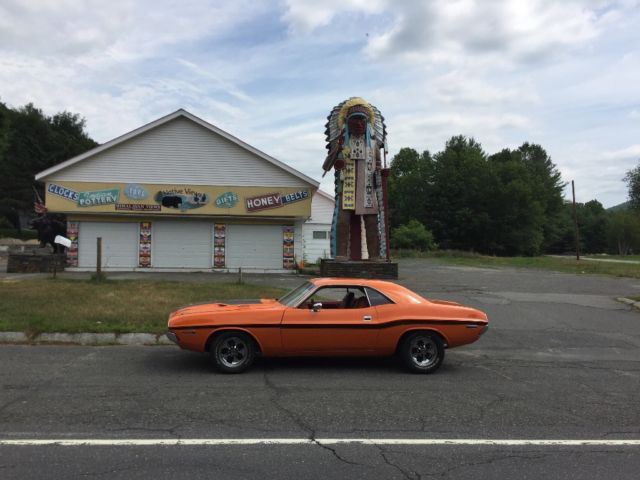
388 148 433 229
391 220 437 251
427 136 492 251
607 210 640 255
624 162 640 210
0 102 97 229
486 150 544 255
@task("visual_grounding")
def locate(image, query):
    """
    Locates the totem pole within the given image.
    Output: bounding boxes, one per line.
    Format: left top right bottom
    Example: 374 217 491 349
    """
323 97 390 261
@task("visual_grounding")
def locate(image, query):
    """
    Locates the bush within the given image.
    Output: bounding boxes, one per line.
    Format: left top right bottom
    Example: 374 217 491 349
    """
391 220 437 251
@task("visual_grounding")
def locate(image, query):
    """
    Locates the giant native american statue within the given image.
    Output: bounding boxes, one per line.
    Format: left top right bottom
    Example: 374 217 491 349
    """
323 97 389 261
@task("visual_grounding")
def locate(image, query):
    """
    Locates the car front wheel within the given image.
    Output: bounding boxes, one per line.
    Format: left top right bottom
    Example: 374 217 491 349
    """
211 332 255 373
399 331 444 374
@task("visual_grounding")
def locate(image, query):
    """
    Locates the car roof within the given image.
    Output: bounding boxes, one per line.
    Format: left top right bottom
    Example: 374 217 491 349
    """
309 277 418 302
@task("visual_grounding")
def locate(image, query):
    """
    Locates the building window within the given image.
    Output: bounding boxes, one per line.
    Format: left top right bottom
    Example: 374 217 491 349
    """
313 231 328 239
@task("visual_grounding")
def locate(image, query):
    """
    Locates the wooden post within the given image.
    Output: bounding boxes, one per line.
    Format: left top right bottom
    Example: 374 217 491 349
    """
96 237 102 278
572 181 580 261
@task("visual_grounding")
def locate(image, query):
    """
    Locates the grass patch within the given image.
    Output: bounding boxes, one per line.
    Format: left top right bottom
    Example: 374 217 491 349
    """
394 250 640 278
0 279 287 334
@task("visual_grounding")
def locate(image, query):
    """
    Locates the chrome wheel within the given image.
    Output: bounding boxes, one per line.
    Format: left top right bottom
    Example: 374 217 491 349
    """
399 331 444 374
217 335 248 368
211 332 256 373
409 335 438 368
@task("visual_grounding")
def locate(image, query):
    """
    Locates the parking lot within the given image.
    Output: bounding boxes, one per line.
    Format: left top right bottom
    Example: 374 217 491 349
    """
1 259 639 478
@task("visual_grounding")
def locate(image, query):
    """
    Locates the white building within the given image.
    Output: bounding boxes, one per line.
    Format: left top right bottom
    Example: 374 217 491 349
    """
302 190 335 264
35 109 320 272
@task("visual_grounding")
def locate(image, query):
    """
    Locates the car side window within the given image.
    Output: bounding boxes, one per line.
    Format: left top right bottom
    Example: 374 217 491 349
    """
301 286 369 309
365 287 394 306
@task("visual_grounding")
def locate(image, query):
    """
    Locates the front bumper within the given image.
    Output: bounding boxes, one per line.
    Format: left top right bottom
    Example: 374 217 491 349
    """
166 331 178 344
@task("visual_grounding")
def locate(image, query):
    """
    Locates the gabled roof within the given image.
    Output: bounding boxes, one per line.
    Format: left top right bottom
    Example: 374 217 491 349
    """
35 109 320 187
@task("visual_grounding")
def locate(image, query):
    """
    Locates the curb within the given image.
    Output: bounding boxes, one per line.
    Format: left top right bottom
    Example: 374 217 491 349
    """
616 297 640 310
0 332 173 346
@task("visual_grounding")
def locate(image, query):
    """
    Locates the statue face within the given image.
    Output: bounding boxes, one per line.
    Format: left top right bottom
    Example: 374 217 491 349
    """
347 115 366 135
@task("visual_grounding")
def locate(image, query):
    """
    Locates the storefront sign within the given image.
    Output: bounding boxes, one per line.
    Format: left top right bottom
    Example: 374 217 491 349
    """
115 203 161 211
215 192 239 208
48 183 79 202
246 193 282 212
281 189 309 205
77 188 120 207
154 188 208 210
124 184 148 200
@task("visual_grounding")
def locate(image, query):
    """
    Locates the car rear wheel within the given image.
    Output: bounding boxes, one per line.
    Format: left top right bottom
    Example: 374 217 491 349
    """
211 332 255 373
399 331 444 374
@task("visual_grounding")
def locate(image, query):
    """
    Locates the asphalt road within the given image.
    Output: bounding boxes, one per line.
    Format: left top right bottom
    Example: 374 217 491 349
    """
1 259 640 479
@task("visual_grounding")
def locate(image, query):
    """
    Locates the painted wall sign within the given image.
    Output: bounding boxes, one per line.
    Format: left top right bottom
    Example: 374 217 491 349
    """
77 188 120 207
48 183 79 202
246 193 282 212
281 189 309 205
138 222 152 268
215 192 239 208
115 203 161 211
44 182 312 217
154 188 208 210
213 224 226 268
124 184 148 200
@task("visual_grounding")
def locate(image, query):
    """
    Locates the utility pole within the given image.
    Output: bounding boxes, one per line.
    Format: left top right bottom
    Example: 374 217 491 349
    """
572 181 580 261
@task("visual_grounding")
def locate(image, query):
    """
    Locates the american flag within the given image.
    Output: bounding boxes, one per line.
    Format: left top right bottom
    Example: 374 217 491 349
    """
33 187 47 214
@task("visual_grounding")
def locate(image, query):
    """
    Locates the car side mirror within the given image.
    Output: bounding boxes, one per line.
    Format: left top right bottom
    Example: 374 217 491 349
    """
312 302 322 313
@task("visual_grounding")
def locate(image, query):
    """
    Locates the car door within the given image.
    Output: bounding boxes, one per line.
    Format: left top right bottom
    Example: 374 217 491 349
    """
280 285 379 353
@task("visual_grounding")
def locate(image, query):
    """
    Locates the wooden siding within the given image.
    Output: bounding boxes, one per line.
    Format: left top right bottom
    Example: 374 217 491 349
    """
308 191 335 224
48 117 309 187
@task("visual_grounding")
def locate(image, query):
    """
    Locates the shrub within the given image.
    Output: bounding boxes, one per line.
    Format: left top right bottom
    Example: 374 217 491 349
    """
391 220 437 251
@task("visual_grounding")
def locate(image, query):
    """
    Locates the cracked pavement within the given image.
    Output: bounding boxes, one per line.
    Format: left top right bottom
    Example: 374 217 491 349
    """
1 258 640 478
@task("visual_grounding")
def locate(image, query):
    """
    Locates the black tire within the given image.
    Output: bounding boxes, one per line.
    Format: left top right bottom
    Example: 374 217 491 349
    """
211 332 255 374
399 331 444 374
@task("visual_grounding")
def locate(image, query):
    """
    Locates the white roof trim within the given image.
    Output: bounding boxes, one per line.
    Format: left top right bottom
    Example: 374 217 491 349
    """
35 109 320 188
315 189 335 202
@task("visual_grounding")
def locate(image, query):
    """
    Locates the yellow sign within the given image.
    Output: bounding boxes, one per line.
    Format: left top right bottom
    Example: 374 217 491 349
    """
44 182 313 218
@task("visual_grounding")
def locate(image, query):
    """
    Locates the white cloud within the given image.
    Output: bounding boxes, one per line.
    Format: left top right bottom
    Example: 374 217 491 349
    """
366 0 602 65
603 145 640 161
282 0 386 34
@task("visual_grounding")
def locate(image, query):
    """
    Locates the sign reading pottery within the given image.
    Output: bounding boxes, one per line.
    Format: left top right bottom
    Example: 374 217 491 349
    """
281 189 309 205
115 203 161 211
124 184 148 200
77 188 120 207
48 183 79 202
215 192 239 209
154 188 208 210
246 193 282 212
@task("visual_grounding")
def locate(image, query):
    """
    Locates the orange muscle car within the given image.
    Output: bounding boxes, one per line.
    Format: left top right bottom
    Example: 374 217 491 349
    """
166 278 488 373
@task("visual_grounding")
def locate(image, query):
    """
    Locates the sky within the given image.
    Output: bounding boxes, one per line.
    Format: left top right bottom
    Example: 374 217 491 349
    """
1 0 639 207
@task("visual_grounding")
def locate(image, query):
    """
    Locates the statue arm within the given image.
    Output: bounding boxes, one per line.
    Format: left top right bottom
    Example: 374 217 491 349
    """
322 141 341 174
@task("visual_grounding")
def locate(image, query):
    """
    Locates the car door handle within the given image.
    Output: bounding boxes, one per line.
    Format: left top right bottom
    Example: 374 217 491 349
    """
363 315 372 321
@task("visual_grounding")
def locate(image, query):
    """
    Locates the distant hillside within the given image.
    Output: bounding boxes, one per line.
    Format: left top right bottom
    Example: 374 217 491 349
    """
608 201 630 211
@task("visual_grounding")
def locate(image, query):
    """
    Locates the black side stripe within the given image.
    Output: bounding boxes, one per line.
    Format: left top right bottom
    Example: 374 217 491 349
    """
171 319 486 331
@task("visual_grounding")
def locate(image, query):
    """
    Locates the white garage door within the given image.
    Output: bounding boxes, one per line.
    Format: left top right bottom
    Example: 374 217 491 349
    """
78 222 138 269
226 224 283 270
153 221 212 269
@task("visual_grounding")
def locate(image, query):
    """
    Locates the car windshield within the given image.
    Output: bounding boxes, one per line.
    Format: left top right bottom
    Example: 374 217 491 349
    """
277 281 315 307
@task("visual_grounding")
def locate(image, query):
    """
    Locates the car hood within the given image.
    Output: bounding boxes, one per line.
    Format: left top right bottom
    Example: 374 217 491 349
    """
171 298 281 317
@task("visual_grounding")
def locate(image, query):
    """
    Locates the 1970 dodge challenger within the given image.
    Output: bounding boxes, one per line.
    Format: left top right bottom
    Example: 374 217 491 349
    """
167 278 488 374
